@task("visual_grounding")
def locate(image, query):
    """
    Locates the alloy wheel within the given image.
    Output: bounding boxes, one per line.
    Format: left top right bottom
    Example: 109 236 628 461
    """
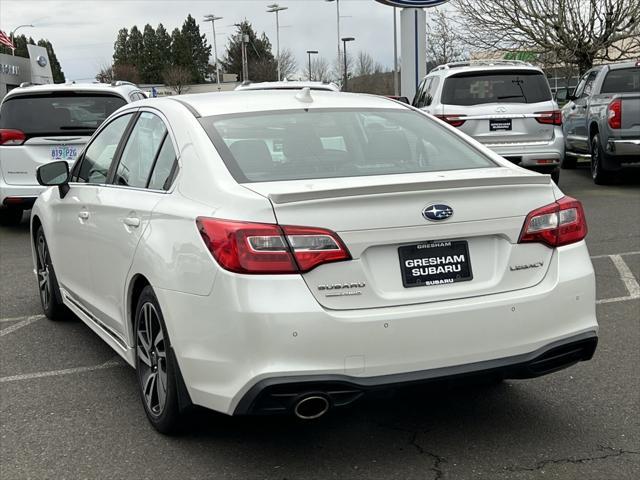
136 302 168 417
36 235 51 310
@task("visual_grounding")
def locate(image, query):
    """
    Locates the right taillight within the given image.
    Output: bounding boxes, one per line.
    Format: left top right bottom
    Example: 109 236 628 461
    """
519 196 587 248
607 98 622 129
196 218 351 274
434 114 466 127
0 129 26 145
535 110 562 126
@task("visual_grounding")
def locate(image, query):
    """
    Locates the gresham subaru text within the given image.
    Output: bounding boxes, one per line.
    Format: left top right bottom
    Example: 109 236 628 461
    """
30 89 597 433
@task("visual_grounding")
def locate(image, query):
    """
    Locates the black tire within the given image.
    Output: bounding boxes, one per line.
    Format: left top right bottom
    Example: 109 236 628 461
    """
560 155 577 169
550 167 560 185
35 227 66 320
0 208 24 226
134 286 181 434
591 134 613 185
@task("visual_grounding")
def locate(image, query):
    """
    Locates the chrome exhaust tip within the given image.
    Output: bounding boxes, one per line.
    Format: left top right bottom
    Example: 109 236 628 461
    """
293 395 330 420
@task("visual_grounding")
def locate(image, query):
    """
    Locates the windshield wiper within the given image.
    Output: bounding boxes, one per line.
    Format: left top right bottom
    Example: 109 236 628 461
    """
497 95 525 100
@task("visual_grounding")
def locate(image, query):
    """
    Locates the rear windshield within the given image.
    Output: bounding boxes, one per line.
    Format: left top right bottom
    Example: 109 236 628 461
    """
442 70 552 106
601 67 640 94
200 108 496 183
0 92 127 136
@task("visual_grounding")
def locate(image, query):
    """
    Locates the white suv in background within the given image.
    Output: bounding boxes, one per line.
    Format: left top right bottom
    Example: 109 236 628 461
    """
413 60 563 183
0 81 146 225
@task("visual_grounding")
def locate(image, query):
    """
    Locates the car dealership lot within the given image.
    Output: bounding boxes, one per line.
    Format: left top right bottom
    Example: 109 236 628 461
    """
1 167 638 479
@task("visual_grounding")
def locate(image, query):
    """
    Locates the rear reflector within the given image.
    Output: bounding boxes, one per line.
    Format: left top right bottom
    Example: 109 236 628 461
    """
0 129 26 146
535 159 556 164
519 196 587 247
434 114 466 127
607 98 622 129
196 218 351 274
535 110 562 126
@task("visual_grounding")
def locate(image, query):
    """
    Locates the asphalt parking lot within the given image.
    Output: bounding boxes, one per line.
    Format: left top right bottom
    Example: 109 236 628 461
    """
1 166 639 480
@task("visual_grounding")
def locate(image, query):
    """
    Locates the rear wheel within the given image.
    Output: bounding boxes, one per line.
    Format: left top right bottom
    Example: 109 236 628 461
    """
0 208 24 226
135 286 181 434
591 134 613 185
35 227 66 320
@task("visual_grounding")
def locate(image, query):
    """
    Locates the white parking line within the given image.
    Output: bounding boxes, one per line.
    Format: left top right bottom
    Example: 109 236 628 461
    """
0 315 44 337
594 253 640 305
0 358 125 384
0 314 44 323
591 251 640 259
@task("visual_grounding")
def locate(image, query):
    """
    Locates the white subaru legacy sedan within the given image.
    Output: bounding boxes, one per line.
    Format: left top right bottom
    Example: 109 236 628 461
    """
32 89 598 433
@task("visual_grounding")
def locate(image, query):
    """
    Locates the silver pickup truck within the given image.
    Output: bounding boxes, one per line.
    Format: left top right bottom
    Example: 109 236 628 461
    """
557 60 640 184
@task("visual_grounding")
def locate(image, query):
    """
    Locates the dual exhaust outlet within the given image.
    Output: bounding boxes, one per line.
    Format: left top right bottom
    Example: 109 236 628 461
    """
293 394 330 420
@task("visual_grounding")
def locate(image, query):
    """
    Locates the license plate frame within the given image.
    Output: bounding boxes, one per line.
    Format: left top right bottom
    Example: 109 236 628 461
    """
50 145 78 161
489 118 512 131
398 240 473 288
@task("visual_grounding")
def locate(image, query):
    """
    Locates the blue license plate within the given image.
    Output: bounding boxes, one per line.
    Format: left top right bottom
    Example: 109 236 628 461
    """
50 145 78 161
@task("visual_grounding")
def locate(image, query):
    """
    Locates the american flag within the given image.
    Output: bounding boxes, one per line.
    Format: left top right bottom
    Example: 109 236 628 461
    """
0 30 15 49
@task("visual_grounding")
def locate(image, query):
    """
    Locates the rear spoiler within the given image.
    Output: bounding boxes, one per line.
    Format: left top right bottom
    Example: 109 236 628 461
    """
267 174 550 204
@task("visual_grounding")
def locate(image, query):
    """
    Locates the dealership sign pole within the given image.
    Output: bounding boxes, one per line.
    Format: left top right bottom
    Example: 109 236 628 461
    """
375 0 450 101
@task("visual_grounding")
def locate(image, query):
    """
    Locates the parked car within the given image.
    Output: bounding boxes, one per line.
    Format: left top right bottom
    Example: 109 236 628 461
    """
413 60 563 184
557 60 640 184
235 80 340 92
32 90 597 433
0 81 146 225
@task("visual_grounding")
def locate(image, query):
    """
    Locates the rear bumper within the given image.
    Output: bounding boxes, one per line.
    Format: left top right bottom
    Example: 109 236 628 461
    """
234 332 598 414
155 241 598 416
0 181 44 209
606 138 640 160
485 131 565 169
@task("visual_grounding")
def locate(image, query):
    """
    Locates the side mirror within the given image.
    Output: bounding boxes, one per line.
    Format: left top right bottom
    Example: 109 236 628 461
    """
555 88 568 103
37 161 70 198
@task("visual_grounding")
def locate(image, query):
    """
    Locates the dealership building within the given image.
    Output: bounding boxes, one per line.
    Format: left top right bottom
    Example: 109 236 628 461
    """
0 45 53 99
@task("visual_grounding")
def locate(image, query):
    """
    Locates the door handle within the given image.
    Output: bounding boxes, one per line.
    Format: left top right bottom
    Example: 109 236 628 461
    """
123 217 141 228
78 210 89 220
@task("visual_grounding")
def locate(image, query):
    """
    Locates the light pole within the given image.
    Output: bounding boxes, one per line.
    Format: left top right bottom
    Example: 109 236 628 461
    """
203 15 223 85
306 50 318 81
267 4 288 81
341 37 355 92
9 24 34 56
393 7 399 96
325 0 341 79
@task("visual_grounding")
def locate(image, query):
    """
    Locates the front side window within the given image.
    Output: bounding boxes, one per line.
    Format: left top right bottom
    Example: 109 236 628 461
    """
113 112 167 188
0 93 127 137
75 113 133 184
581 72 599 98
200 108 496 183
442 70 552 105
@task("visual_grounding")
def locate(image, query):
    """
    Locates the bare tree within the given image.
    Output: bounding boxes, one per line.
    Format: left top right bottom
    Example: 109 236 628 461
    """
95 63 114 83
162 65 191 95
304 56 332 82
278 48 298 80
355 51 385 77
426 8 466 67
454 0 640 74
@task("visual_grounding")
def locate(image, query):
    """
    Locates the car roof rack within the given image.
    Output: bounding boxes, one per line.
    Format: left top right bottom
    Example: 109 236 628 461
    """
431 59 533 72
19 82 33 88
110 80 137 87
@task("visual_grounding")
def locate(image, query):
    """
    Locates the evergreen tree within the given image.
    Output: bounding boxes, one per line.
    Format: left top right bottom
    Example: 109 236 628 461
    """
155 23 172 78
178 14 211 83
141 24 158 83
221 21 277 82
127 26 144 70
113 28 129 65
37 39 65 83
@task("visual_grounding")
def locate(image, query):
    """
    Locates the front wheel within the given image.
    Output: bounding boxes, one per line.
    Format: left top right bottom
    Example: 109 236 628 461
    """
35 227 66 320
135 286 181 434
591 134 613 185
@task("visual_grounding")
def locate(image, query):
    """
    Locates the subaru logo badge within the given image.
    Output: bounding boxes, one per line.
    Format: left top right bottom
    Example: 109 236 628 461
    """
36 55 48 68
422 204 453 221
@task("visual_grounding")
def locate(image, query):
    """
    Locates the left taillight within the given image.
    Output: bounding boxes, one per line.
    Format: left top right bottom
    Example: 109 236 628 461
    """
0 129 26 145
535 110 562 126
196 218 351 274
607 98 622 129
519 196 587 248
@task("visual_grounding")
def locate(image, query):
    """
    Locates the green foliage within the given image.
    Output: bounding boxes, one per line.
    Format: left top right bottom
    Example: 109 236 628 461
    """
221 21 277 82
111 15 211 84
0 35 65 83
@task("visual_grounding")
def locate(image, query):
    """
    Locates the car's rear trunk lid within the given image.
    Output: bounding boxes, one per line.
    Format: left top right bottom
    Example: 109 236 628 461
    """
244 167 557 310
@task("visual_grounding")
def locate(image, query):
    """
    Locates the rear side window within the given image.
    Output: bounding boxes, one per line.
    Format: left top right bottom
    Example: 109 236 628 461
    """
148 137 177 190
200 108 496 183
442 70 551 105
75 114 133 184
601 67 640 94
113 112 167 188
0 93 127 137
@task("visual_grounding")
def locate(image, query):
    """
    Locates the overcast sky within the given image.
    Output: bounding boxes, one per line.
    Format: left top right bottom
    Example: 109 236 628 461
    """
0 0 415 81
